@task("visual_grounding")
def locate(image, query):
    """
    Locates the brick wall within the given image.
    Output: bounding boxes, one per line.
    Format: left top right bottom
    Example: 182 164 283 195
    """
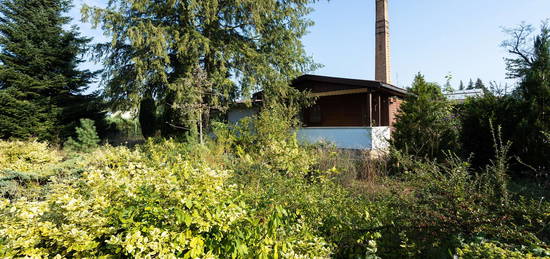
388 97 403 127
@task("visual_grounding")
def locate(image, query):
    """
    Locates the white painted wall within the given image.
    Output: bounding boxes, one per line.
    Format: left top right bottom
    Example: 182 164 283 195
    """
296 127 391 150
228 108 392 150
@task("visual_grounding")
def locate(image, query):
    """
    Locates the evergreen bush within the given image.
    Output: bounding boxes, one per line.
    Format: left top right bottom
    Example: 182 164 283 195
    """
64 119 100 153
391 73 460 160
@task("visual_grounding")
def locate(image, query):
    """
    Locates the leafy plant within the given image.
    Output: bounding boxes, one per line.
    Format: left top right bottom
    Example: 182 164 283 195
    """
457 239 550 259
0 142 335 258
0 140 61 173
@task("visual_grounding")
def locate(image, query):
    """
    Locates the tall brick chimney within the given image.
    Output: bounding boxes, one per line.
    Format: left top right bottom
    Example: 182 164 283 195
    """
375 0 391 84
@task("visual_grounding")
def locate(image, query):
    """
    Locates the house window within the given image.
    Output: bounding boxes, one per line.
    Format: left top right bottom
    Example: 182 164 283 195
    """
309 104 321 124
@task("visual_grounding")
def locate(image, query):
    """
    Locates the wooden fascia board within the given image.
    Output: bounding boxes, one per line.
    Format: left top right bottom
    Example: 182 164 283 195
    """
309 88 371 97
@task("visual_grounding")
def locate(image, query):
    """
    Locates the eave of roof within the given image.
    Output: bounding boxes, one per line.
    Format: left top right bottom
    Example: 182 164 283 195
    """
293 74 408 97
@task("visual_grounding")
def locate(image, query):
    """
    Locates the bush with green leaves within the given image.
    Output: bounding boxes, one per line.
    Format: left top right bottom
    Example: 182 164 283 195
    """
0 140 59 199
0 143 335 258
1 107 547 258
215 106 318 178
456 239 550 259
209 107 383 257
0 140 91 200
374 143 550 258
0 140 61 174
64 119 100 153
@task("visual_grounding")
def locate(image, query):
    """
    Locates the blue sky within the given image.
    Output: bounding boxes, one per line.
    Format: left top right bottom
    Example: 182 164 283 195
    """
69 0 550 89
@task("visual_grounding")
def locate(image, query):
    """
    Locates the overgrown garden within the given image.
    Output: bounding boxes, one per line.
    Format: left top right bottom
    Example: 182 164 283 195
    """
0 0 549 258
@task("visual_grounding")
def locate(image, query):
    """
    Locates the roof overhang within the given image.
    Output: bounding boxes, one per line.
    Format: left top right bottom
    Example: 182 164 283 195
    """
293 74 408 97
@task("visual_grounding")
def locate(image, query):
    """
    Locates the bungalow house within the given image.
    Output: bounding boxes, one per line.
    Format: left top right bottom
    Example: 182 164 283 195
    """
229 0 407 150
228 74 407 150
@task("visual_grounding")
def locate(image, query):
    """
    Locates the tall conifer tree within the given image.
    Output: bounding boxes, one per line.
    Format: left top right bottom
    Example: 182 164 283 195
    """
0 0 96 141
474 78 485 90
392 73 460 159
467 79 475 90
82 0 320 138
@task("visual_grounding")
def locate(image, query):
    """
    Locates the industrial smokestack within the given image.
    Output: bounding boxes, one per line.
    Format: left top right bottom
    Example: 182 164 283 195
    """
375 0 391 84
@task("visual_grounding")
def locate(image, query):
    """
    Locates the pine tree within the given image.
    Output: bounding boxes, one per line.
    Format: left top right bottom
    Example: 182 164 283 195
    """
392 73 460 159
459 80 465 91
0 0 96 141
82 0 319 138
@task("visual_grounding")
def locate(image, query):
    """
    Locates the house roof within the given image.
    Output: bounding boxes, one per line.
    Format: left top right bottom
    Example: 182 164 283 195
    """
244 74 408 103
292 74 408 97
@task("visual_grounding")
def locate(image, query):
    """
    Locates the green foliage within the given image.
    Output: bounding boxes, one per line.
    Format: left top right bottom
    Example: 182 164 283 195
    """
458 94 520 168
504 22 550 169
105 114 141 138
213 109 383 257
392 73 460 160
0 142 334 258
375 129 549 257
475 78 486 90
461 22 550 174
457 240 550 259
0 89 58 140
0 140 61 174
81 0 319 137
215 105 317 178
0 128 548 258
0 140 62 199
0 0 98 142
467 79 475 90
64 119 100 153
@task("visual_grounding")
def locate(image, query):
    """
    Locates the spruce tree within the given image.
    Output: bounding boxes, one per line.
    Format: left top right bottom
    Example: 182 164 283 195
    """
0 0 96 141
459 80 465 91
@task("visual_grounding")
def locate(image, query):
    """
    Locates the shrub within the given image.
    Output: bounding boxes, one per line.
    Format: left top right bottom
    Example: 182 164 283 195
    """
209 107 386 257
0 140 94 200
64 119 100 153
0 143 334 258
374 144 550 258
216 106 318 178
456 240 550 259
0 140 61 174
